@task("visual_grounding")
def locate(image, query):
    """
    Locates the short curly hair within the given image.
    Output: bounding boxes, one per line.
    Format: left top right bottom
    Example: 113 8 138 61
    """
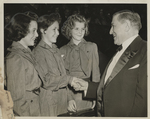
4 12 38 42
61 14 89 40
38 13 61 33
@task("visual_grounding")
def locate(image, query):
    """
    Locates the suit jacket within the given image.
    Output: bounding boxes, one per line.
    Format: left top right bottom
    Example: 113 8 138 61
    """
86 36 147 117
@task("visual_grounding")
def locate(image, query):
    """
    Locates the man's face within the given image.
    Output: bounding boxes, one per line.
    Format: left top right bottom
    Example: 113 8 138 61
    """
109 15 126 45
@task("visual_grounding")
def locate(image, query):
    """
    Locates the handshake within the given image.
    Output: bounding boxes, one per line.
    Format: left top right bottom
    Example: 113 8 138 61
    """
70 77 88 91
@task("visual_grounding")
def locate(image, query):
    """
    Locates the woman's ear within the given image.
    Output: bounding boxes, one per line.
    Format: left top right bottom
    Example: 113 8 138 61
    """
40 29 44 34
40 29 46 34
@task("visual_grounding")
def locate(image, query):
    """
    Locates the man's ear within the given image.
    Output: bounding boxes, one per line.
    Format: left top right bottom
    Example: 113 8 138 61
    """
124 20 131 32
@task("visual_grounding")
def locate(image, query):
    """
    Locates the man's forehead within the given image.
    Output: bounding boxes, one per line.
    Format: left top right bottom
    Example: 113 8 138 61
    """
111 18 115 25
111 15 119 24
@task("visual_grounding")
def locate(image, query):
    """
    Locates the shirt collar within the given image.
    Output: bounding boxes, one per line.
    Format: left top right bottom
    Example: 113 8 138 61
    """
122 34 139 51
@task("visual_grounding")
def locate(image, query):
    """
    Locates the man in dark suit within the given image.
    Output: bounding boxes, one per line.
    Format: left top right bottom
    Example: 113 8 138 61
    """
73 10 147 117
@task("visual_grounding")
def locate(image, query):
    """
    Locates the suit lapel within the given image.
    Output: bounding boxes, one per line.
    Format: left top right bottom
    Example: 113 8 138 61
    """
104 48 132 87
104 36 141 88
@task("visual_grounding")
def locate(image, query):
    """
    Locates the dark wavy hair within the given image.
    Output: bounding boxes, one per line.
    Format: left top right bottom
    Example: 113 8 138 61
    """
38 13 61 33
61 14 89 40
4 12 38 42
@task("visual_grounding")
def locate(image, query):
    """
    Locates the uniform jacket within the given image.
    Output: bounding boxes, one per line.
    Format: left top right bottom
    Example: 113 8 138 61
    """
60 39 100 110
5 41 41 116
86 36 147 117
33 40 72 116
60 39 100 82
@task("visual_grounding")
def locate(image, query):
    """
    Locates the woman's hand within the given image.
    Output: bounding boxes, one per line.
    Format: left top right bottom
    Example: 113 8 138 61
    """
67 100 77 113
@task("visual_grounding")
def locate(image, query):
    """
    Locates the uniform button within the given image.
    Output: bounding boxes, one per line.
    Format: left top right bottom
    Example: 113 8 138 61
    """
31 100 33 103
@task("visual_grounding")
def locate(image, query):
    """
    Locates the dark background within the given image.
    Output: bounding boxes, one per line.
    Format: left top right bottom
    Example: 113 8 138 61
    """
4 3 147 74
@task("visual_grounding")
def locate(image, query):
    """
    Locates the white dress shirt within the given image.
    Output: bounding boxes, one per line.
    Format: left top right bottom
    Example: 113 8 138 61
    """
104 34 138 84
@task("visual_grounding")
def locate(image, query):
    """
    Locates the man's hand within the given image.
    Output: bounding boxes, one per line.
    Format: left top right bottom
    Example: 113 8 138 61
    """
73 78 88 91
71 77 81 90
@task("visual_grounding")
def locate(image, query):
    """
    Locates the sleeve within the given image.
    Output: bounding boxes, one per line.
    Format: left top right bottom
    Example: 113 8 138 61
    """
6 55 29 115
43 73 72 91
85 82 99 99
33 48 72 91
129 48 147 117
67 86 74 102
91 43 101 82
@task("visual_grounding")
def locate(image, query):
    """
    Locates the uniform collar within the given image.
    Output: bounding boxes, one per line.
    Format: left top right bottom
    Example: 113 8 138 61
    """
38 40 57 49
67 38 86 48
8 41 31 53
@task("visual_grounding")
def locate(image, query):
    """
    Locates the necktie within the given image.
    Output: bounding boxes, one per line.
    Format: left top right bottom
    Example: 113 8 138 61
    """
116 45 123 52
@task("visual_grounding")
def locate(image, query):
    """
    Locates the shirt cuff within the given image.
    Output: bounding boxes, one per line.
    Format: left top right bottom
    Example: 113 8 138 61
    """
83 82 88 97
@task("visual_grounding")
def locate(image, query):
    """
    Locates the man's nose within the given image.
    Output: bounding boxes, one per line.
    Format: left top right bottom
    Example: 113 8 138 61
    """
109 27 113 35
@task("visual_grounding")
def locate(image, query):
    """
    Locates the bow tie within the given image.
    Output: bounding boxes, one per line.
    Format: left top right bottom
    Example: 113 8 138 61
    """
116 45 123 52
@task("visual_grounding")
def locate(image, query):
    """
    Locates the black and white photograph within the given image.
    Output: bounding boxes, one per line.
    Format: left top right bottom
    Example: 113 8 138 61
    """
0 0 149 118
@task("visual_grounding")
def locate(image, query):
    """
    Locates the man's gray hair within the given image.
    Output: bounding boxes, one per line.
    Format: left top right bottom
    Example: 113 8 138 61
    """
113 10 142 30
